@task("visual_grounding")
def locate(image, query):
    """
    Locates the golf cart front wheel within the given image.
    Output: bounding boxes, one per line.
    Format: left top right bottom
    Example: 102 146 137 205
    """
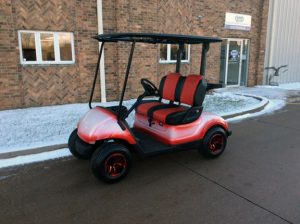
200 127 227 158
91 142 132 183
68 129 94 160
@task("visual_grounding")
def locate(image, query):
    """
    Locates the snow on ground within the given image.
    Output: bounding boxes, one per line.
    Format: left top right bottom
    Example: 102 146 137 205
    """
226 99 286 123
0 100 136 154
215 86 290 122
0 94 260 155
204 92 267 117
216 86 289 100
0 84 299 169
257 82 300 90
278 82 300 90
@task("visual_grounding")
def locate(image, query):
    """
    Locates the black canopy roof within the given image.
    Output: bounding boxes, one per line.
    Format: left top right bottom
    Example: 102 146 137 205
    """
94 33 222 44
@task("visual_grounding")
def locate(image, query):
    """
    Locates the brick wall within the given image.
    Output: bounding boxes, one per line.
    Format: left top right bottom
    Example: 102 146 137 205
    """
0 0 269 109
0 0 23 109
0 0 100 110
102 0 269 101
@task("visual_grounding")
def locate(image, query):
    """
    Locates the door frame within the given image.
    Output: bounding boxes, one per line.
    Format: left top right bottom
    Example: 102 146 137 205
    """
223 38 244 87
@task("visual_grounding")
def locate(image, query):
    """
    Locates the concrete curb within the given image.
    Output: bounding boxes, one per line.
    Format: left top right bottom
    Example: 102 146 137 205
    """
287 91 300 103
0 144 67 160
222 94 269 119
288 98 300 103
0 94 269 160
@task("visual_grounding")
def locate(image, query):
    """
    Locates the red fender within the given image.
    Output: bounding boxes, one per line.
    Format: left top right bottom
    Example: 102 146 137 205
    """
77 107 136 145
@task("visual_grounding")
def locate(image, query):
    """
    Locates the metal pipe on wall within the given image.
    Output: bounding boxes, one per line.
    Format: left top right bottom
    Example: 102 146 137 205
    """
97 0 107 102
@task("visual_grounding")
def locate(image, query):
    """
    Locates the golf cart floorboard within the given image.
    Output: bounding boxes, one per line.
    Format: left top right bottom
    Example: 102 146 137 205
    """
131 128 200 157
131 128 176 156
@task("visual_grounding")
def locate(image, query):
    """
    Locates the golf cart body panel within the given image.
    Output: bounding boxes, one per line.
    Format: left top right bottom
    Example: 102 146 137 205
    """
77 107 136 145
133 112 228 145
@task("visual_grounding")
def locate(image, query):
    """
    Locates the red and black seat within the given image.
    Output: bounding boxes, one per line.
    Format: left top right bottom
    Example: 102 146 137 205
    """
152 75 206 125
136 73 207 125
136 72 182 116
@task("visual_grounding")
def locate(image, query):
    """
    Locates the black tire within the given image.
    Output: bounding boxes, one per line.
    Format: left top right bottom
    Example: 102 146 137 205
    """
91 142 132 183
68 129 93 160
200 126 227 158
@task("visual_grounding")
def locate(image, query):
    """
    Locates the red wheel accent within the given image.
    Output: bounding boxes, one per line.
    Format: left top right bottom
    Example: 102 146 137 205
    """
209 134 225 154
104 153 128 177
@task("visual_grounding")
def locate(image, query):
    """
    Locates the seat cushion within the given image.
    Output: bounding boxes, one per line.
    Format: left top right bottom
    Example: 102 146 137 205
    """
159 73 181 101
136 100 163 116
152 106 186 123
165 106 203 125
136 73 182 117
136 74 206 126
146 74 206 125
180 75 206 106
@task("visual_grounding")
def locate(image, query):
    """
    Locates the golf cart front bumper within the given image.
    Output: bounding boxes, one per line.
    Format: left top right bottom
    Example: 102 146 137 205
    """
75 136 95 155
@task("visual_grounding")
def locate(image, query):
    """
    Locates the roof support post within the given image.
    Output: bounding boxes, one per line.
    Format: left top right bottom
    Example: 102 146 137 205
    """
176 44 184 73
200 43 210 76
118 41 136 120
89 42 105 109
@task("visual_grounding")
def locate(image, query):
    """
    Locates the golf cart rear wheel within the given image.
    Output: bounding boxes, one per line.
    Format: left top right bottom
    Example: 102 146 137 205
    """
91 142 132 183
200 127 227 158
68 129 93 160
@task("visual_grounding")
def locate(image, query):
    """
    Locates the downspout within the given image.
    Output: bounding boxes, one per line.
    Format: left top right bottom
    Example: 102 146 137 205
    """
264 0 275 84
97 0 107 102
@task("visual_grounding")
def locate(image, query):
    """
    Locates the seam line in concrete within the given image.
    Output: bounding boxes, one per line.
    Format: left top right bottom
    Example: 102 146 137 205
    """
170 158 293 224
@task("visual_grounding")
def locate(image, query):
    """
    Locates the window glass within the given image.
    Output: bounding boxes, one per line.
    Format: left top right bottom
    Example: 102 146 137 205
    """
21 33 36 61
182 44 188 60
170 45 178 61
170 44 188 61
59 33 72 61
41 33 55 61
19 31 75 64
160 44 167 61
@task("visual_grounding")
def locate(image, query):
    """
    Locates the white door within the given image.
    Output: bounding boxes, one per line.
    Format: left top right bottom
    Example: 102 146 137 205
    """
220 39 249 86
225 39 243 86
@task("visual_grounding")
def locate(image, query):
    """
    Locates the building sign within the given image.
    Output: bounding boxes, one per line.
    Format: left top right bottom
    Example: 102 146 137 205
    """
229 49 239 62
225 12 252 31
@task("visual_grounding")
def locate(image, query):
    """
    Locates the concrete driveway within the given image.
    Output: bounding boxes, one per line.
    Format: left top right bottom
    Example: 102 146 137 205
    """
0 104 299 224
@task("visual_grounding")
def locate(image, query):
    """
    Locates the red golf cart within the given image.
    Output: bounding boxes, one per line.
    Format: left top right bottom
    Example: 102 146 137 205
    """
68 33 231 183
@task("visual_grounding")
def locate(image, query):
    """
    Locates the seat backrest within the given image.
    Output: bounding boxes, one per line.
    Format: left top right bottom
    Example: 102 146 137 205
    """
159 73 183 102
179 74 207 106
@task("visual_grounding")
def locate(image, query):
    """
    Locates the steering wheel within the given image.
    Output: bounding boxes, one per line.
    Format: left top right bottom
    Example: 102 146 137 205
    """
141 78 159 96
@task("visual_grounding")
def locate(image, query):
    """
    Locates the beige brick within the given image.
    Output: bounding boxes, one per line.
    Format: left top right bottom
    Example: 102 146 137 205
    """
0 0 269 109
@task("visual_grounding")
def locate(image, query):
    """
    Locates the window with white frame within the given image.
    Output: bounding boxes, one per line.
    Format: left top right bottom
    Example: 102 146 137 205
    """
18 30 75 65
159 44 190 63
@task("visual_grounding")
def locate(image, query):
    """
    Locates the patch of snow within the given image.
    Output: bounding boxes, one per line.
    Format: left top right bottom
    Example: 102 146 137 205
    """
226 99 285 123
257 82 300 90
0 100 136 154
278 82 300 90
0 85 292 167
216 86 288 122
203 92 264 117
2 84 294 155
0 94 260 154
216 86 289 100
0 148 71 169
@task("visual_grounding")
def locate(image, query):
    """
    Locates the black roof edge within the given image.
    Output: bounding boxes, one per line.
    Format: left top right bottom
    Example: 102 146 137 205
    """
93 33 222 44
